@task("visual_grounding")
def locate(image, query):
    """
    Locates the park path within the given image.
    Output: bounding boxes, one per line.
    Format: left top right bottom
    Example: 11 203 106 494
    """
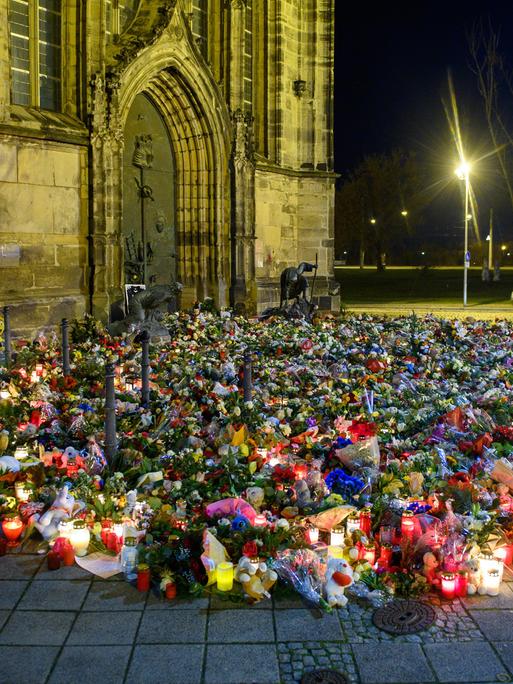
1 550 513 684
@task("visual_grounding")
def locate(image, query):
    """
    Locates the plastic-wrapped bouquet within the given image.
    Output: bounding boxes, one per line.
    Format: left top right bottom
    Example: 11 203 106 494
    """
271 548 331 611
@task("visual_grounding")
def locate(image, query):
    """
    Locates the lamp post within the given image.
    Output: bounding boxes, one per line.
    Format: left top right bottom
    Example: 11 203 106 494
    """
455 162 471 306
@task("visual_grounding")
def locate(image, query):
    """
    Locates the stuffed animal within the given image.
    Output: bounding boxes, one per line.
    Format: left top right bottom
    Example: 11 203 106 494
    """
205 497 256 525
32 485 85 540
325 556 358 608
246 486 265 512
234 556 277 602
464 557 481 595
422 552 439 584
0 455 21 473
293 479 312 509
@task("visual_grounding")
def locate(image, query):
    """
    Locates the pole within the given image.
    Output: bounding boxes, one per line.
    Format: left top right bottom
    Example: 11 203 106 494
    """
2 306 10 368
104 362 117 463
489 208 493 271
141 330 150 407
463 175 469 307
140 168 147 286
61 318 71 377
243 348 252 402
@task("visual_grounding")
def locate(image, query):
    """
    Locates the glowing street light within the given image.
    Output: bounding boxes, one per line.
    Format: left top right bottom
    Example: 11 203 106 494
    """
401 210 408 217
370 218 376 224
455 160 472 306
501 244 507 251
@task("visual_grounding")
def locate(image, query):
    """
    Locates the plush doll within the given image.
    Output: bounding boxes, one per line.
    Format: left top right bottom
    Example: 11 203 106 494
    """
205 497 256 525
464 557 481 595
246 486 265 512
32 485 85 540
234 556 277 602
422 552 439 585
325 556 358 608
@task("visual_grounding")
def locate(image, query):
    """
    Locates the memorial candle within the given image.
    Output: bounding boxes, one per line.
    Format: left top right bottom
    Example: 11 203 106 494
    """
2 515 23 546
330 525 345 547
486 569 501 596
346 512 361 534
401 510 415 542
359 508 372 537
305 525 319 544
440 572 457 599
69 520 90 557
216 562 234 591
253 514 267 527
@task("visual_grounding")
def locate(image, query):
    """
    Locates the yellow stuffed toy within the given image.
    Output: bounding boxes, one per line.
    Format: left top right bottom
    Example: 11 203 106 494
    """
234 556 277 602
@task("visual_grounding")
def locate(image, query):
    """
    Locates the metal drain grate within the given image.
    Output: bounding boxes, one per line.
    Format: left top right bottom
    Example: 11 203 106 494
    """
372 599 436 635
301 670 348 684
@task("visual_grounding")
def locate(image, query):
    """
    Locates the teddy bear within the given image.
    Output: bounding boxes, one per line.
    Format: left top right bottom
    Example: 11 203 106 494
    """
464 557 481 595
325 556 358 608
246 486 265 512
422 552 439 585
32 485 85 540
234 555 277 602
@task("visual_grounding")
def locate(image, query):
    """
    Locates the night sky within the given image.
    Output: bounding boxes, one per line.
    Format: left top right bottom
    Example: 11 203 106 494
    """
334 2 513 247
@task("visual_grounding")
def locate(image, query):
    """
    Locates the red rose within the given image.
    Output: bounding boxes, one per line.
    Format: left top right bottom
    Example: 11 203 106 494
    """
242 540 258 557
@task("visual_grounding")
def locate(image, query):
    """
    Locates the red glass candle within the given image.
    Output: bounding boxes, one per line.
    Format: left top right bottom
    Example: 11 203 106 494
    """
47 550 61 571
456 571 468 597
100 519 113 546
441 572 456 600
137 564 151 592
107 530 118 551
377 543 393 570
294 463 308 480
165 582 177 600
494 545 513 566
62 542 75 567
363 543 376 565
359 509 372 537
401 511 415 543
2 516 23 546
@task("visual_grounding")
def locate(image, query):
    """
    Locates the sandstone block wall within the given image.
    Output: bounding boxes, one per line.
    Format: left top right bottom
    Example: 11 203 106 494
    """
0 137 88 337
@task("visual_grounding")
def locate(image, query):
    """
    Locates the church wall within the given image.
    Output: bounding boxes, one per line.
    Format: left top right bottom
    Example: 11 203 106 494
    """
0 136 88 336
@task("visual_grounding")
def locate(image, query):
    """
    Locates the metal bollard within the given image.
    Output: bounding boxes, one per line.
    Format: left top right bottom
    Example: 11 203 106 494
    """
104 362 117 463
141 330 150 407
61 318 71 377
3 306 11 368
243 348 252 402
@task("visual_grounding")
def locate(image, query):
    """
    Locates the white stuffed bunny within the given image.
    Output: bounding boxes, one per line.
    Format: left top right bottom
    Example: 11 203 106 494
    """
325 556 358 608
32 485 85 540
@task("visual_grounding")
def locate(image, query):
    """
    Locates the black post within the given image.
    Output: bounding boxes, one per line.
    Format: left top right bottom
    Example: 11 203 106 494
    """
104 362 117 463
243 348 252 402
2 306 11 368
61 318 71 377
141 330 150 407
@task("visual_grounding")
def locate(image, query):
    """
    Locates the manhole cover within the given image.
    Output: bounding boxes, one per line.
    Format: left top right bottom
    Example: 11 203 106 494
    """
301 670 347 684
372 599 435 635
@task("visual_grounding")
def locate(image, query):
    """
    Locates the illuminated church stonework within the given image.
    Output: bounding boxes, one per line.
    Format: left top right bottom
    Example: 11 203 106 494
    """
0 0 337 335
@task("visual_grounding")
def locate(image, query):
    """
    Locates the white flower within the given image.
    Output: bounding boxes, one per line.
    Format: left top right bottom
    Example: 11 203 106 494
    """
233 405 241 417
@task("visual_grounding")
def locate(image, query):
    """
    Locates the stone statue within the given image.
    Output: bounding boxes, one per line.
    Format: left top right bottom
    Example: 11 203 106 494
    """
280 261 317 308
108 283 182 338
132 134 154 169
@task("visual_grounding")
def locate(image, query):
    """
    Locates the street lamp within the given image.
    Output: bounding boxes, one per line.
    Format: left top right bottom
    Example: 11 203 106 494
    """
455 161 471 306
370 218 377 224
401 210 408 217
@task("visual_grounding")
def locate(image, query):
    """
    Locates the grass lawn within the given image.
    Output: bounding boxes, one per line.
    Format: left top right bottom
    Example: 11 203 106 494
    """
334 267 513 312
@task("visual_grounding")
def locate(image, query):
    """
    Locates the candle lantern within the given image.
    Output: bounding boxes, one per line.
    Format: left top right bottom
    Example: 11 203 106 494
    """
137 563 151 592
100 519 113 546
327 545 345 559
456 570 468 597
330 525 345 547
253 514 267 527
120 537 138 578
62 542 75 567
494 545 513 566
377 543 393 570
47 550 61 571
14 482 31 503
216 561 234 591
69 520 90 557
440 572 457 599
478 552 502 580
363 543 376 566
58 519 74 540
359 508 372 537
294 463 308 480
14 447 29 461
2 515 24 546
305 525 319 545
346 512 361 534
401 510 415 542
486 569 501 596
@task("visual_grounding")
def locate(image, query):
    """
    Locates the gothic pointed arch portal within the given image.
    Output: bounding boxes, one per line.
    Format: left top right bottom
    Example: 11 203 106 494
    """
122 92 176 287
120 67 231 307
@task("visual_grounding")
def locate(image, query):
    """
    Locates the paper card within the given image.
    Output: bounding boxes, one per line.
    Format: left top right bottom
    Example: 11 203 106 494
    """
75 552 122 579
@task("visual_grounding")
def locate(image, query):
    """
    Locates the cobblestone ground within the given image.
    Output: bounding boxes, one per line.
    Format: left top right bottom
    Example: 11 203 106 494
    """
2 551 513 683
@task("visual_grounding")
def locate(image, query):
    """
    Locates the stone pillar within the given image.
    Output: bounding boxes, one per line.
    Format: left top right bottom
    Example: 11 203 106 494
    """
0 0 10 123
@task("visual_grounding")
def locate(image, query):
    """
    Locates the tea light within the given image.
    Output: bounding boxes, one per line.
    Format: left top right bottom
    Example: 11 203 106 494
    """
69 520 90 557
363 543 376 565
306 525 319 544
14 482 31 503
2 516 24 546
401 510 415 542
216 561 234 591
346 512 361 534
486 569 501 596
440 572 457 599
253 514 267 527
330 525 345 547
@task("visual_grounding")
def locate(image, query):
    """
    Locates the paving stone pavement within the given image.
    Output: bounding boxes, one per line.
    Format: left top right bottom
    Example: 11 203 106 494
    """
2 551 513 684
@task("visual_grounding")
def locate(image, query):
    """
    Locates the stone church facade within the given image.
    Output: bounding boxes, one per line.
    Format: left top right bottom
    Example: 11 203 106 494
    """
0 0 336 336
